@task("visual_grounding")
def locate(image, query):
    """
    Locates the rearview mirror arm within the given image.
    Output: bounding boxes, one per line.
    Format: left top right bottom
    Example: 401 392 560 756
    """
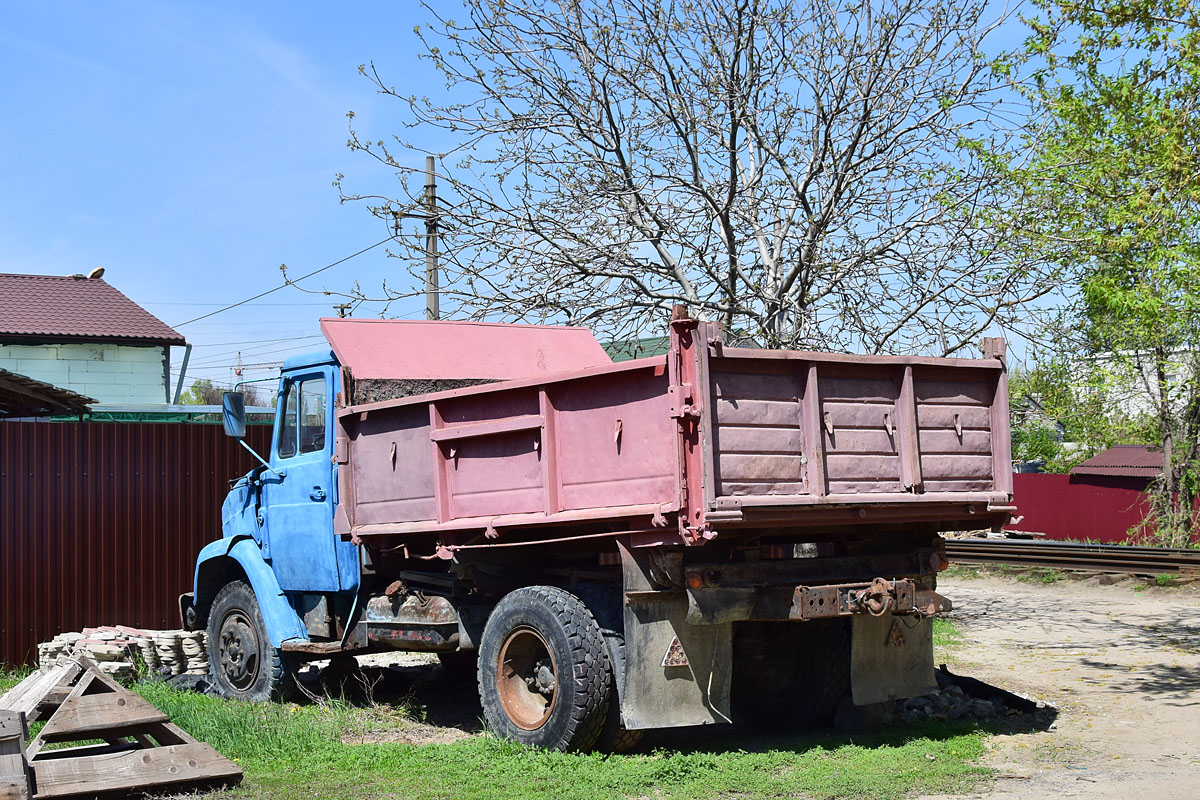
235 438 286 479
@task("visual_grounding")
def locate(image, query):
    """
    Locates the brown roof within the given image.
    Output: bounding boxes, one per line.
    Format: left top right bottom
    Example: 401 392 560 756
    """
0 273 185 345
0 368 95 418
1070 445 1163 479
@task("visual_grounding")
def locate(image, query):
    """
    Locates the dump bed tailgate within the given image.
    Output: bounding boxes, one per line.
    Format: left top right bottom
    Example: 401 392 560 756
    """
693 334 1013 525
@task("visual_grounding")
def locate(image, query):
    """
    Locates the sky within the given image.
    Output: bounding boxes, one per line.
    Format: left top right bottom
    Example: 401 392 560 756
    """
0 2 1039 397
0 1 450 393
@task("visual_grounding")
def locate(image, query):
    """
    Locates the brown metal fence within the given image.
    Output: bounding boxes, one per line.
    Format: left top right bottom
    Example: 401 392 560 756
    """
0 421 273 666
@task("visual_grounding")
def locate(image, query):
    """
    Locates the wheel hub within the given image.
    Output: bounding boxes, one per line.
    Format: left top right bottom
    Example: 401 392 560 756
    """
533 662 555 694
497 627 557 730
218 610 260 691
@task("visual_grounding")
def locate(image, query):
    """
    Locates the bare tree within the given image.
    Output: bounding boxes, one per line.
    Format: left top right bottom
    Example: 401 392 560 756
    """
335 0 1054 354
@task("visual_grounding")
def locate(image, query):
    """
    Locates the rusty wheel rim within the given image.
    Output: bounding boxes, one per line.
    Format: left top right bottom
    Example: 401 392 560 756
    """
218 609 260 691
496 626 557 730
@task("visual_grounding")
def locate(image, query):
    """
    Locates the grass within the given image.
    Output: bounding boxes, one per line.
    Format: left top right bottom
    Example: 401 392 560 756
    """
0 667 31 694
2 668 995 800
1019 568 1068 585
138 682 991 800
941 563 1069 584
932 617 964 657
940 564 985 580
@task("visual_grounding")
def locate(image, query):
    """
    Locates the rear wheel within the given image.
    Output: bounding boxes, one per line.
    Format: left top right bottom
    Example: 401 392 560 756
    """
594 690 644 754
732 619 850 730
477 586 610 751
570 583 645 754
206 580 293 701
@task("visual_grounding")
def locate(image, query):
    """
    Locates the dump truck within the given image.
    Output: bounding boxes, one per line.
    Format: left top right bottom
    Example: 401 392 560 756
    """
184 308 1014 751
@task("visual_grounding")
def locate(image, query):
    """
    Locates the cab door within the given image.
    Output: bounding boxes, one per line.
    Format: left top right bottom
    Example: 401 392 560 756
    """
262 370 340 592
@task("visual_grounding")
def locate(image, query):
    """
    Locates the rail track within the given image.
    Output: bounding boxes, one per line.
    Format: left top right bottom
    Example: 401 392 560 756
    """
944 537 1200 577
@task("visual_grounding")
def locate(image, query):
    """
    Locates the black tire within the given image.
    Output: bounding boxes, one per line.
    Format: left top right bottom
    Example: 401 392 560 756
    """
732 619 850 731
595 694 645 754
570 583 645 755
477 586 611 751
206 580 292 702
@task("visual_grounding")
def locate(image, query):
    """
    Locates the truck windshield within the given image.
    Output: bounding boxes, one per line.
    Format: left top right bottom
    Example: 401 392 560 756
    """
277 377 327 458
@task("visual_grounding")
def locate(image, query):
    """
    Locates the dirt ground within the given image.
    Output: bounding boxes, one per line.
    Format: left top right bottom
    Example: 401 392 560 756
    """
926 573 1200 798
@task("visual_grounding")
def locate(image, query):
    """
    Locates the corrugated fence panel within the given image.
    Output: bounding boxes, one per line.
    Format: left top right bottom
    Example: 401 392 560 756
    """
0 421 272 666
1005 472 1152 543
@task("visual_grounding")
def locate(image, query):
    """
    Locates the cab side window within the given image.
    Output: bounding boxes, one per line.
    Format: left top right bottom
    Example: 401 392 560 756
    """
276 377 326 459
299 378 327 454
277 381 299 458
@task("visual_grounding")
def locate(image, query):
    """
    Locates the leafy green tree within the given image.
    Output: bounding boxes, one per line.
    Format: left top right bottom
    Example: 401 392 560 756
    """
179 379 223 406
1007 1 1200 544
1008 360 1156 473
180 379 268 408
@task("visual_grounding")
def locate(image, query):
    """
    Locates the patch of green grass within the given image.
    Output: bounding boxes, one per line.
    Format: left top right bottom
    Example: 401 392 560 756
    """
1154 573 1179 587
0 671 992 800
132 682 992 800
932 617 966 666
0 667 32 694
932 618 963 651
940 565 984 580
953 564 1072 584
1017 568 1067 585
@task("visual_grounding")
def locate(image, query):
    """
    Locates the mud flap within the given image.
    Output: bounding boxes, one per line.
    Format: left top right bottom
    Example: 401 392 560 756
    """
619 543 732 730
850 613 937 705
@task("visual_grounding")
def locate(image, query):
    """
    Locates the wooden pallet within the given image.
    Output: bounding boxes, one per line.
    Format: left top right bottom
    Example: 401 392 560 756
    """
0 656 241 798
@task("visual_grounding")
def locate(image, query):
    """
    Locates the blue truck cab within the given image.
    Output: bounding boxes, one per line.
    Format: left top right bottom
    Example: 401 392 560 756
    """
186 350 360 700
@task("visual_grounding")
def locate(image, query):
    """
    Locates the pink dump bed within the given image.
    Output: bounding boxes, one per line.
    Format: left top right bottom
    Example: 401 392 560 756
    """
703 347 1012 509
320 317 611 380
334 317 1014 546
336 358 680 538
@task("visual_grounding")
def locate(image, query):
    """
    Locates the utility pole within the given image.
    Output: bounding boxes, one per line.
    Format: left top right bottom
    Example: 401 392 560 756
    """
424 156 440 320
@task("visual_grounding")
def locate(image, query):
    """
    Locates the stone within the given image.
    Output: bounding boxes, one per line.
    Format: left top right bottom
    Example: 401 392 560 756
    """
970 700 997 718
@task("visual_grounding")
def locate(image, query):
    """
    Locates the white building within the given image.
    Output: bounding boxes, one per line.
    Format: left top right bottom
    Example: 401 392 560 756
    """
0 272 187 405
1079 349 1197 420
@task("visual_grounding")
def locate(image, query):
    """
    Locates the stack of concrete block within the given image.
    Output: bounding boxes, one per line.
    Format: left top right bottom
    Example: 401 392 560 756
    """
35 627 209 679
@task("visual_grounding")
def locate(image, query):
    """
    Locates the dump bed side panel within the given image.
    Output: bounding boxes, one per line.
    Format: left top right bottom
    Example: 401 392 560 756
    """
703 345 1009 508
339 360 677 534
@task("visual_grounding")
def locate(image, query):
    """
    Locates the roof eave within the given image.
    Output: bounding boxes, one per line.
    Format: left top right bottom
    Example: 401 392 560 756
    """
0 333 186 347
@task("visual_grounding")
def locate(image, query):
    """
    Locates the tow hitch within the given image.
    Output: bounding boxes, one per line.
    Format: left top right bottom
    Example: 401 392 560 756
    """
791 578 951 620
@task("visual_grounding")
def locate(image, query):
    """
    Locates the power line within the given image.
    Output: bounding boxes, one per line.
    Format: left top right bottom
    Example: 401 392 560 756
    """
183 336 326 365
186 341 330 368
190 335 326 348
172 237 392 328
145 301 335 307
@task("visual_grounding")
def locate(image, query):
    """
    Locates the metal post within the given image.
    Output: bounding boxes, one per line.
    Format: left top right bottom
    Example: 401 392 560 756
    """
425 156 440 320
171 343 193 404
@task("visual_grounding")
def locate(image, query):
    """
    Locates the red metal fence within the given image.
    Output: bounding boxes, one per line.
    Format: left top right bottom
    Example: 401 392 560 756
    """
0 421 272 666
1006 472 1151 543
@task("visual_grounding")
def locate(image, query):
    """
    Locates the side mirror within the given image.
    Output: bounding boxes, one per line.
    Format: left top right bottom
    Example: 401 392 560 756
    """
222 392 247 438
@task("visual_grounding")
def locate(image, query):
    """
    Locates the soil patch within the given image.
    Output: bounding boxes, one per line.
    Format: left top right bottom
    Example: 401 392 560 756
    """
924 575 1200 798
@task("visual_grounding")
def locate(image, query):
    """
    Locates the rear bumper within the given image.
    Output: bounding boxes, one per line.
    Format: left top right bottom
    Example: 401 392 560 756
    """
626 579 952 626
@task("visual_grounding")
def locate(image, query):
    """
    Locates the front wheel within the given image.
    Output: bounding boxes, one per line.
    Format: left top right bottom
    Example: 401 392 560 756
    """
206 580 293 701
477 586 610 751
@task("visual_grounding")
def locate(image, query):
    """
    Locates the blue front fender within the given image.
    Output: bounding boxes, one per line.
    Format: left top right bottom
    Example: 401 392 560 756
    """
193 537 307 647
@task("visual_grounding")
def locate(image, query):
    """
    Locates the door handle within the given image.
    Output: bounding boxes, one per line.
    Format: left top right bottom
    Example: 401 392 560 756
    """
310 486 327 501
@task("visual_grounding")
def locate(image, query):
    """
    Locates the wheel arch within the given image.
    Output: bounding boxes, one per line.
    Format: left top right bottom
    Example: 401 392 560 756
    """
193 536 307 647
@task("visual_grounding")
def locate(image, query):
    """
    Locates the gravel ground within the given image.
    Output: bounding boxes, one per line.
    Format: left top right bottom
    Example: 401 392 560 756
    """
924 573 1200 799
